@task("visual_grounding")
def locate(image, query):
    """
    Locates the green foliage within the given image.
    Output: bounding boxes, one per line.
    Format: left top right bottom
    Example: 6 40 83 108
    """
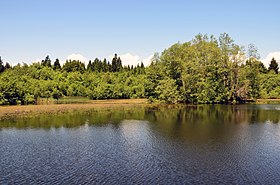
0 35 279 105
0 58 148 105
259 73 280 98
155 78 181 103
63 60 85 73
145 33 277 103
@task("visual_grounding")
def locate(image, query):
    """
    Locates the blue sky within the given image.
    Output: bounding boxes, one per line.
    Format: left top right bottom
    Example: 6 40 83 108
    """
1 0 280 66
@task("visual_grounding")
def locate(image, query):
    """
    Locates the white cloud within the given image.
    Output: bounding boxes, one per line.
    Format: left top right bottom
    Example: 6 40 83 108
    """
66 53 89 66
143 55 153 66
108 53 153 67
119 53 141 67
30 54 89 67
261 51 280 67
32 59 41 64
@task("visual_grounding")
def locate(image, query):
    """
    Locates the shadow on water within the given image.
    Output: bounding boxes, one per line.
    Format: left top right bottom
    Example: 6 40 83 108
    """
1 104 279 135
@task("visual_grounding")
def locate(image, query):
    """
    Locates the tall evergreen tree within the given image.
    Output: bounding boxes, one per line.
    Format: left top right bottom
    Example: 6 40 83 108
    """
116 56 122 72
4 62 11 70
268 58 279 74
93 58 101 72
108 61 112 72
53 58 61 70
102 59 108 72
87 60 92 71
112 54 118 72
41 55 52 67
0 56 4 73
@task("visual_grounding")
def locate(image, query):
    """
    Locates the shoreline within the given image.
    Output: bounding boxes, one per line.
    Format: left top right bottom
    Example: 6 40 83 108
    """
255 99 280 104
1 98 280 120
0 99 148 119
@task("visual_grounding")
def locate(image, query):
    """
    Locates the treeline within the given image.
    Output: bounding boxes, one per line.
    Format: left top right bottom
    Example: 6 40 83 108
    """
0 33 279 105
0 54 146 105
38 54 145 74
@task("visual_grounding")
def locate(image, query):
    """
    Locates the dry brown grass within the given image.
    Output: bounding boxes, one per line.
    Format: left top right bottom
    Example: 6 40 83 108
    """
0 99 148 119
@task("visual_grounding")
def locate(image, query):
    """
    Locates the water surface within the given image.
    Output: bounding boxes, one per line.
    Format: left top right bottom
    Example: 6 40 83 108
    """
1 104 280 184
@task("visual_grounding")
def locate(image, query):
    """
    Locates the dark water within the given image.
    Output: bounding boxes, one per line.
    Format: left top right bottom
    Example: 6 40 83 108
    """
1 104 280 184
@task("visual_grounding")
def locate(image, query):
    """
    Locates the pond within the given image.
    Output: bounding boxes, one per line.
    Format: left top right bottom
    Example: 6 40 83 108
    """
0 104 280 184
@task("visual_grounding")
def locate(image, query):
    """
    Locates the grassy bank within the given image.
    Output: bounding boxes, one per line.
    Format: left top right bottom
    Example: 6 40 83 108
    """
1 98 280 120
36 96 91 105
256 99 280 104
0 99 148 119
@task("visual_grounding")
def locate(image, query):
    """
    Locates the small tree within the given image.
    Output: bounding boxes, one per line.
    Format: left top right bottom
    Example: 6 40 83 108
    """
268 58 279 74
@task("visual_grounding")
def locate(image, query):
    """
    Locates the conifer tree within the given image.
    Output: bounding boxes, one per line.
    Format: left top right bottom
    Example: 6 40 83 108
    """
4 62 11 70
268 58 279 74
87 60 92 71
41 55 52 67
112 54 118 72
53 58 61 70
0 56 4 73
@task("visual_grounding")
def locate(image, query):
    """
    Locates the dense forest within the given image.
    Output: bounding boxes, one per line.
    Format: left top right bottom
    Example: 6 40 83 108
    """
0 33 279 105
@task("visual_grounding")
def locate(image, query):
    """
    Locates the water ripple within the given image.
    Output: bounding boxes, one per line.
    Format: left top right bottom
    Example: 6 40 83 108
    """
1 109 280 184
